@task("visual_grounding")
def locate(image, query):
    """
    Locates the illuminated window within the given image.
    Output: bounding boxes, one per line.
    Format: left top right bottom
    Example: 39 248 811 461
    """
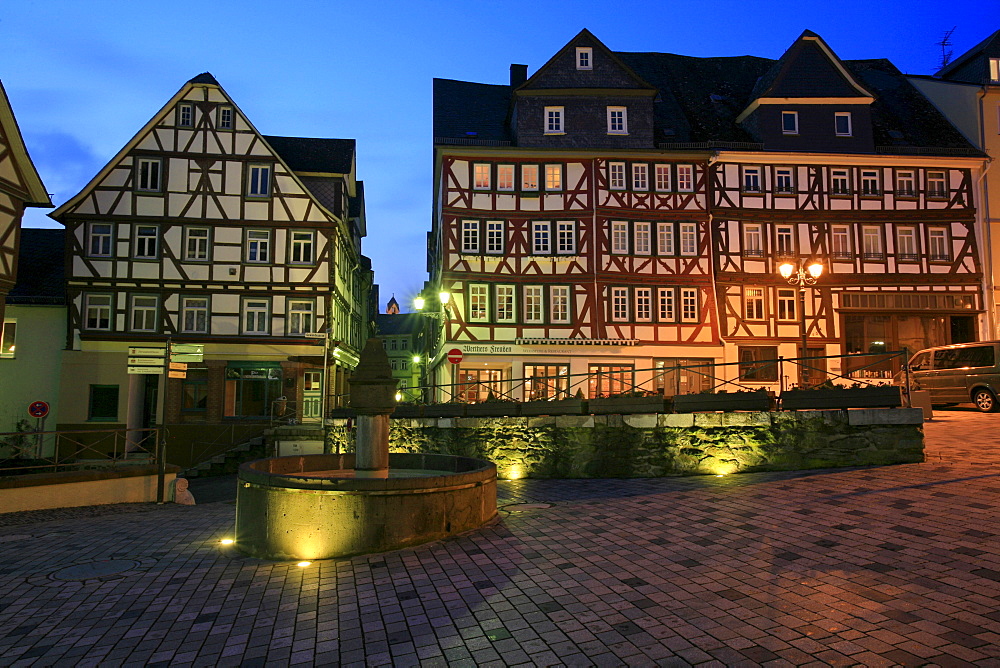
473 163 491 190
524 286 543 323
496 285 515 322
0 320 15 358
497 165 514 191
521 165 539 191
544 164 562 191
469 284 488 322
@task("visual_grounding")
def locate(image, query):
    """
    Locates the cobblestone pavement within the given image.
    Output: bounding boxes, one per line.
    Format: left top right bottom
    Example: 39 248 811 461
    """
1 409 999 667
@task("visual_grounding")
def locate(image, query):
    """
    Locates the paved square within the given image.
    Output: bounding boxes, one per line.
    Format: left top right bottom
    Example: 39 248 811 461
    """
1 408 998 666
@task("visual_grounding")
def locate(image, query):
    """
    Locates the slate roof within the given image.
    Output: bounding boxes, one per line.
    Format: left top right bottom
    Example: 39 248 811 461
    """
375 313 423 336
187 72 220 86
264 136 355 174
9 228 65 305
435 40 980 153
937 29 1000 82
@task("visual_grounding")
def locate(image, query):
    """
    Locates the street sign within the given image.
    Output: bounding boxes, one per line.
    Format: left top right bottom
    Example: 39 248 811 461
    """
170 354 202 363
127 357 165 366
128 366 164 375
28 401 49 418
169 362 188 371
170 344 204 354
168 370 187 379
447 348 463 364
303 332 326 339
128 347 165 357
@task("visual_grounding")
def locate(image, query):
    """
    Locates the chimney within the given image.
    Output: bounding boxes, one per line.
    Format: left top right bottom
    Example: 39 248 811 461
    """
510 64 528 88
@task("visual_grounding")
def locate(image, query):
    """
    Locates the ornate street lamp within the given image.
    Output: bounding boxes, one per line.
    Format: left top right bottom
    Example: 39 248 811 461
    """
778 261 824 387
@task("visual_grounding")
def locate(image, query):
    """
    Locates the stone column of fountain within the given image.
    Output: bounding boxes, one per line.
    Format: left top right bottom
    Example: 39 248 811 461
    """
348 338 397 479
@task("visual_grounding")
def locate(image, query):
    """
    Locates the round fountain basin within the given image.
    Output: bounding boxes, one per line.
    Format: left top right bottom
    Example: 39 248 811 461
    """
235 453 497 561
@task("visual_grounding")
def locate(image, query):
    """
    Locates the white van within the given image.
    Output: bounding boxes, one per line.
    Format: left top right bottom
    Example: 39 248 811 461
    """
904 341 1000 412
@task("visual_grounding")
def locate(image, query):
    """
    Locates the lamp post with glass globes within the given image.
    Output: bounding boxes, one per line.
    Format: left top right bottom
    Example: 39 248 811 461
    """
778 260 824 388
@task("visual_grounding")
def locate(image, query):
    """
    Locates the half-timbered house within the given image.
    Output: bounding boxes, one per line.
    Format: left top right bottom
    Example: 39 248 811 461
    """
0 79 51 361
50 74 371 450
430 30 987 400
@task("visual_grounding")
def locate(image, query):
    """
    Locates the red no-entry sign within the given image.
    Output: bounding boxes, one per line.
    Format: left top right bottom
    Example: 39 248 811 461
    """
447 348 463 364
28 401 49 418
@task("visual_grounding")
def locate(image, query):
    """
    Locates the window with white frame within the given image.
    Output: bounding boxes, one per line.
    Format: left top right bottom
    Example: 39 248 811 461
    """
181 297 208 333
556 221 576 254
611 221 629 254
496 285 515 322
657 288 676 321
680 288 699 322
632 163 648 191
831 225 852 259
246 230 271 263
544 106 564 134
524 286 543 323
896 226 918 260
532 221 551 255
635 288 652 322
129 295 157 332
290 231 315 264
576 47 592 70
497 165 514 191
486 221 504 255
469 284 488 322
860 170 880 196
775 225 795 258
473 163 491 190
242 299 270 334
611 287 629 321
742 224 763 257
676 165 694 191
862 226 883 259
247 164 271 197
177 103 194 127
744 287 765 320
608 162 626 190
776 289 796 321
134 225 158 259
185 227 209 261
607 107 627 134
991 58 1000 83
461 220 479 254
679 222 698 256
742 166 761 193
522 165 539 191
550 286 570 323
0 320 15 358
831 169 851 195
896 170 916 197
928 227 950 261
775 168 795 193
545 164 562 190
834 112 852 136
218 105 234 129
287 300 315 335
136 157 162 192
781 111 798 134
634 222 651 255
87 222 113 257
654 164 671 192
926 170 947 198
84 294 112 330
657 222 675 255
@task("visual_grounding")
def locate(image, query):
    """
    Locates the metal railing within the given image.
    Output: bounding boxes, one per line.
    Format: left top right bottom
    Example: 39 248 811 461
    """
0 427 160 475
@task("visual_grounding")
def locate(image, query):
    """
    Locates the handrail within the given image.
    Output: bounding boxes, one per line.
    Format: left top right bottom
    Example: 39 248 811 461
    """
0 427 161 475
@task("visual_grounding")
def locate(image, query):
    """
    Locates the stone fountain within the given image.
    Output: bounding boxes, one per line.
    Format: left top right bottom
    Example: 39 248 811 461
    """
234 338 497 561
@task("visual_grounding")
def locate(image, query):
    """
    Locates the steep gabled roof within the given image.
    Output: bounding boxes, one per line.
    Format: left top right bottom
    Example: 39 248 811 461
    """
937 29 1000 83
263 136 355 175
0 80 51 207
517 28 656 93
187 72 220 86
433 79 512 141
8 228 64 304
751 30 874 100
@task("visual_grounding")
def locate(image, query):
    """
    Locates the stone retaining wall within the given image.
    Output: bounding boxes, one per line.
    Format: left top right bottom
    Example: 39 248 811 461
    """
330 408 924 478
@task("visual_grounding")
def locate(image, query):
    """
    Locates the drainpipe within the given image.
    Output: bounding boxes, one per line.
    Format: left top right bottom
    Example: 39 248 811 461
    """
976 86 996 339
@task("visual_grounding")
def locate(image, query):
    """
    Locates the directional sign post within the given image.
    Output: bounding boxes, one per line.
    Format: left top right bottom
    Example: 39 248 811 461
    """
128 346 166 375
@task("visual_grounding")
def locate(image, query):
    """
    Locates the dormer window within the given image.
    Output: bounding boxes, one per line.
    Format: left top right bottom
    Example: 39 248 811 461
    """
544 106 564 134
607 107 627 135
835 112 852 137
781 111 798 135
576 47 592 70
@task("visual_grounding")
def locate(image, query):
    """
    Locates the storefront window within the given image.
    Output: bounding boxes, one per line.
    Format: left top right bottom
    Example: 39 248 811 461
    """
588 365 634 398
524 365 569 400
224 365 282 417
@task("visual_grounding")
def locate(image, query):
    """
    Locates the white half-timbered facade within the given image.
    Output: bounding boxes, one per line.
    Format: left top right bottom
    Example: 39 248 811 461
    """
0 79 51 356
50 74 370 445
430 29 988 400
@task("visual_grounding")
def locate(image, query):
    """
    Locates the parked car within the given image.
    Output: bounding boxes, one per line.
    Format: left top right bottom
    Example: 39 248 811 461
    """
898 341 1000 412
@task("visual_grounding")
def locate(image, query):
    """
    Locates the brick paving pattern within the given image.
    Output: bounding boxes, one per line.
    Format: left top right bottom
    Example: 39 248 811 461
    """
1 408 999 666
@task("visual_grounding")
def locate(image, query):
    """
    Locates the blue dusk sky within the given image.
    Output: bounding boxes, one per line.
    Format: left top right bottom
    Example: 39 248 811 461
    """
4 0 996 310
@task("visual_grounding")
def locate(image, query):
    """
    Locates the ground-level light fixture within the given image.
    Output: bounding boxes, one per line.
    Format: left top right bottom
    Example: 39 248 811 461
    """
220 538 234 545
297 561 311 568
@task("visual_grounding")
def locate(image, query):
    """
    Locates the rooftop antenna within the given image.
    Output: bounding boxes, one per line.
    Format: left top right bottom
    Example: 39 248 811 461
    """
937 27 956 71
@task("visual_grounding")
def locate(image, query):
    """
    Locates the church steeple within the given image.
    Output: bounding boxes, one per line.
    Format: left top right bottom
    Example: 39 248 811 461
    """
386 295 400 314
